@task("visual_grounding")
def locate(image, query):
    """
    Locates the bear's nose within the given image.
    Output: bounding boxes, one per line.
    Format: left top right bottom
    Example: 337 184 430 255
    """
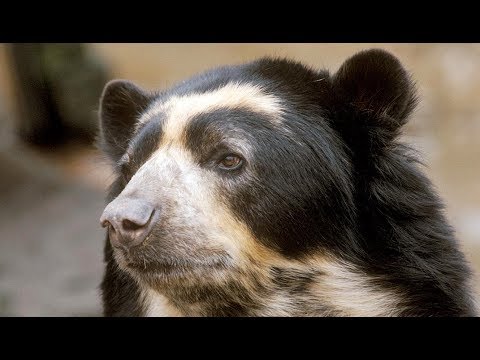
100 197 158 250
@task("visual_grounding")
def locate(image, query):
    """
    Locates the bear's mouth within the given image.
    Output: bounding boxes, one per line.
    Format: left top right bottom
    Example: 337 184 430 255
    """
113 246 231 278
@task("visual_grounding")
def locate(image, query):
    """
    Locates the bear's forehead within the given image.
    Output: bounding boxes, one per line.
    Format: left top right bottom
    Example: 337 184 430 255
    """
124 81 287 164
138 82 284 146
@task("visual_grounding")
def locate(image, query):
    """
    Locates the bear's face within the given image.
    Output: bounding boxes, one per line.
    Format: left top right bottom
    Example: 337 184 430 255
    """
99 50 417 302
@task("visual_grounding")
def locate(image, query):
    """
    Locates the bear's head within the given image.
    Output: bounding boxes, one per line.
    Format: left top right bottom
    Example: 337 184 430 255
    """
98 49 421 314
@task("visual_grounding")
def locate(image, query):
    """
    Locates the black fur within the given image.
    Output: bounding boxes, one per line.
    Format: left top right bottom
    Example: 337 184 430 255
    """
99 49 476 316
99 80 154 162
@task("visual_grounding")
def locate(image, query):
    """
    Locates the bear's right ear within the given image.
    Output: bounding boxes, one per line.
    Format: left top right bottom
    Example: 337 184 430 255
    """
98 80 153 161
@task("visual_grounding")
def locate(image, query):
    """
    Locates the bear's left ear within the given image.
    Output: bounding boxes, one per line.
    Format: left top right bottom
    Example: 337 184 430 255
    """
332 49 417 136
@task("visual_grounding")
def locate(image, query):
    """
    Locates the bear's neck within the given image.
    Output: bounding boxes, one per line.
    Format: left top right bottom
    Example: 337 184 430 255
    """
140 258 407 317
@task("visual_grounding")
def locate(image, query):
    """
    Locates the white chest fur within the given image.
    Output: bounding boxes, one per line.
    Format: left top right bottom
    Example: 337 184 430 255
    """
142 288 183 317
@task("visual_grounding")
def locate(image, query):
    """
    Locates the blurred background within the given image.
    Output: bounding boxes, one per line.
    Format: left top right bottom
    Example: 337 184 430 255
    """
0 44 479 316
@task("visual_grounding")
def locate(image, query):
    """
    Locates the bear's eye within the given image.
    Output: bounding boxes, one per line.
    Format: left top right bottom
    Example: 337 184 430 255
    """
218 154 243 171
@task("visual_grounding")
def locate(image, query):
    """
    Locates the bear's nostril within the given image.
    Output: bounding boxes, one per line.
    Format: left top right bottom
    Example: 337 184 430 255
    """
101 219 111 228
122 219 143 232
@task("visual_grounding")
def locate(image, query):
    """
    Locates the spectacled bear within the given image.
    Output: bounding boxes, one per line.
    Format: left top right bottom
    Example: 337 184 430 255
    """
98 49 477 316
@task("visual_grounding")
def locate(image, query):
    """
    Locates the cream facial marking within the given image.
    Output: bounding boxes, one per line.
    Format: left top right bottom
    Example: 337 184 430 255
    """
138 82 285 144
